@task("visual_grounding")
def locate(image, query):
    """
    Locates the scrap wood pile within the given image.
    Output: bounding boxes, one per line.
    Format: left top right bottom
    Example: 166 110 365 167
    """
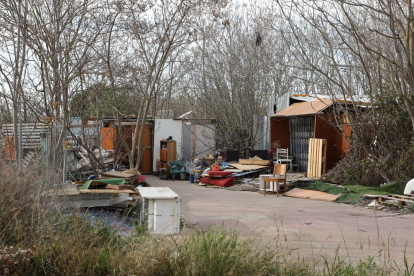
361 194 414 207
73 168 145 197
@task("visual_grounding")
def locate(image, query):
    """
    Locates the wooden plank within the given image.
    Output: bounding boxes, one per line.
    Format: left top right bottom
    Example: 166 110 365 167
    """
239 159 269 165
79 189 136 194
101 171 136 178
322 139 327 175
313 138 318 177
230 164 267 171
362 194 387 198
362 194 413 206
391 194 414 200
307 138 312 178
106 184 120 190
317 139 321 178
119 184 136 190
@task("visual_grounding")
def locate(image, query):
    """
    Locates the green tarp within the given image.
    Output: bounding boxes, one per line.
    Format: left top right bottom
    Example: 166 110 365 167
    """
81 178 127 189
289 181 405 204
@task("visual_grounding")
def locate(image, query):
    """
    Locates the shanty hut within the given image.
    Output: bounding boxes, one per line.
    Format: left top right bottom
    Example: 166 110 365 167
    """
270 98 351 172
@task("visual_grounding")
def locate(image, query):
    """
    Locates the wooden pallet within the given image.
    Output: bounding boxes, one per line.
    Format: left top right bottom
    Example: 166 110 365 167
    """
307 138 327 178
362 194 414 207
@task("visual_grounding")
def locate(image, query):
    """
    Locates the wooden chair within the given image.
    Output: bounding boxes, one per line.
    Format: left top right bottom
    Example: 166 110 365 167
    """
263 164 287 196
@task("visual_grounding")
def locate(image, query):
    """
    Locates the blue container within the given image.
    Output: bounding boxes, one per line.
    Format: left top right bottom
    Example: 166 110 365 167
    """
189 175 195 183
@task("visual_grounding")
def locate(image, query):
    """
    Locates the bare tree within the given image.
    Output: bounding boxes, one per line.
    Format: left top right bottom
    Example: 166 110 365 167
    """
0 0 29 165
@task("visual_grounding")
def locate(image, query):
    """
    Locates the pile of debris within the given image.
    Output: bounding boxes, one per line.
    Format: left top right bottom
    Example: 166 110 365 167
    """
359 194 414 214
43 168 147 209
74 168 144 195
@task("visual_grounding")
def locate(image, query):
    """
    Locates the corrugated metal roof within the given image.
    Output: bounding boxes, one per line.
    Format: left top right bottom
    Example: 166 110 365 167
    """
290 94 372 106
272 99 333 117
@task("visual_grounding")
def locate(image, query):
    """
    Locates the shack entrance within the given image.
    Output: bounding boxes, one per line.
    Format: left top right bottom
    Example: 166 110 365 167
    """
289 116 314 172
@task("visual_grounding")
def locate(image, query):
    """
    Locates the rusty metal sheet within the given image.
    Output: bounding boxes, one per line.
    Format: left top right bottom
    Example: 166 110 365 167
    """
272 99 333 117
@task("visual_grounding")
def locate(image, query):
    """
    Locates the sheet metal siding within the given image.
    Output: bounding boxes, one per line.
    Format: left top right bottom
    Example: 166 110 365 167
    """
276 93 290 114
289 116 315 172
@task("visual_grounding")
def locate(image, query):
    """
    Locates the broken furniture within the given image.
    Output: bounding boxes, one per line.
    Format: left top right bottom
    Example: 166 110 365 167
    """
263 164 287 196
275 148 293 172
167 160 186 181
138 187 180 235
307 138 327 178
160 140 177 179
200 170 235 187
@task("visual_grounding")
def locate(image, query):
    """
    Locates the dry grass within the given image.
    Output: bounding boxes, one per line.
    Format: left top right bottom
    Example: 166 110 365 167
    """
0 162 412 275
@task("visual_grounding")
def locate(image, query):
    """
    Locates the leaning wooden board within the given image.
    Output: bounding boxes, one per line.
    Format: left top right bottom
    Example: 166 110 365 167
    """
307 138 327 178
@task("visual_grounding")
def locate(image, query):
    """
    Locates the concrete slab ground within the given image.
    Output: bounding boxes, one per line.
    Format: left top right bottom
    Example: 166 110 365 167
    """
147 175 414 265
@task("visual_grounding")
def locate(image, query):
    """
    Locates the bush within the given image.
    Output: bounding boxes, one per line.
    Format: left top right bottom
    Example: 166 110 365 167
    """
328 91 414 186
169 227 278 276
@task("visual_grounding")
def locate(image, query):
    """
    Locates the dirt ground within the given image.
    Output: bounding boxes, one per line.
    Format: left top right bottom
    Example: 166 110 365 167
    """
147 175 414 266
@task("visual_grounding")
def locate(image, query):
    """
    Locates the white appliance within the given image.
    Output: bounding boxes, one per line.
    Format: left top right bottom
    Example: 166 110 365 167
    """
138 187 180 235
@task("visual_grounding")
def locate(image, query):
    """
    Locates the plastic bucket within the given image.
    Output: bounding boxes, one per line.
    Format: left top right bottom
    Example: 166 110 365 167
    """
189 175 195 183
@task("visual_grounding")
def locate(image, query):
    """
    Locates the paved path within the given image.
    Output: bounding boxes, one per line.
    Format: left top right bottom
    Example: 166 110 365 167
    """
147 175 414 265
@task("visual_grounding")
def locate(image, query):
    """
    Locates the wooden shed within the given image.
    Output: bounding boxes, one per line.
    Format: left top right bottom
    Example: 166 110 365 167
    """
270 99 351 172
101 119 154 174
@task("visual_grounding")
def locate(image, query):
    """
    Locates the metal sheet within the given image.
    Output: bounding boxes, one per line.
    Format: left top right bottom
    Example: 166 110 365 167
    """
273 99 333 117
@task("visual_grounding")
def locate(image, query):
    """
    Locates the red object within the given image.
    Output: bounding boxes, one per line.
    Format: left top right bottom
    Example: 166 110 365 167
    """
207 171 233 177
200 176 235 187
212 165 221 171
136 175 146 182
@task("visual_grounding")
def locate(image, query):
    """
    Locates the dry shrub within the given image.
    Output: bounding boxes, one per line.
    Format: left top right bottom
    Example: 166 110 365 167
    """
328 93 414 186
0 160 59 245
